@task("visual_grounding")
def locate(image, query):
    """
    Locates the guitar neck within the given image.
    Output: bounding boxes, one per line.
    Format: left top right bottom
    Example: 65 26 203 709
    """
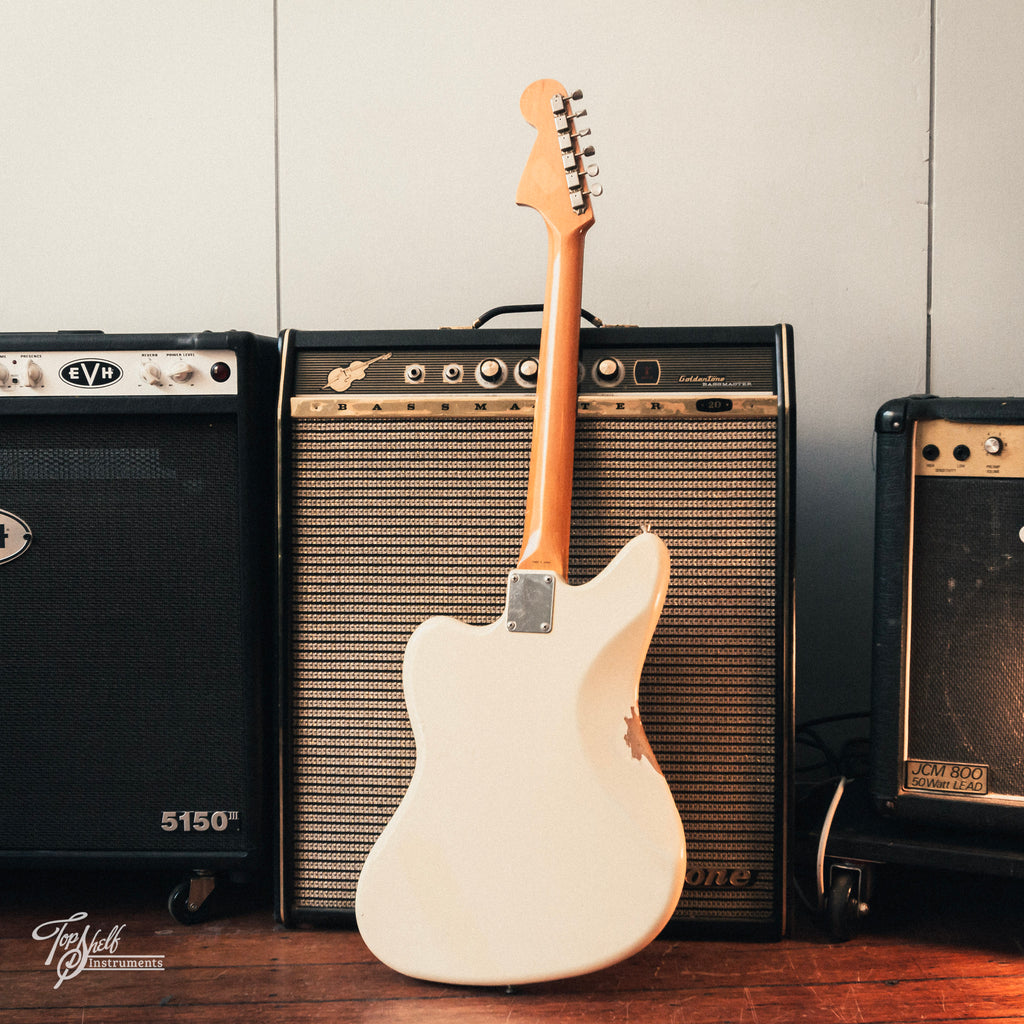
513 78 596 578
516 226 588 577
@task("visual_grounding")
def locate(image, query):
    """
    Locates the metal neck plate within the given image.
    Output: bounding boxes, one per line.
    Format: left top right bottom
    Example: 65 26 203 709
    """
505 571 555 634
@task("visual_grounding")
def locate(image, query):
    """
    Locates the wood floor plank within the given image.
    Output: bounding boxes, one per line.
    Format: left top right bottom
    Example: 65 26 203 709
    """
3 865 1024 1023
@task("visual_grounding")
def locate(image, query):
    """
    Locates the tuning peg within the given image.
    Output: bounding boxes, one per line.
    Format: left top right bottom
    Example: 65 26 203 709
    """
588 183 603 197
583 145 596 157
551 89 584 115
566 163 599 193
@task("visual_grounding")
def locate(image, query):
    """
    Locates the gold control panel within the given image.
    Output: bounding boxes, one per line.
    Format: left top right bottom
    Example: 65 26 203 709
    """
914 419 1024 478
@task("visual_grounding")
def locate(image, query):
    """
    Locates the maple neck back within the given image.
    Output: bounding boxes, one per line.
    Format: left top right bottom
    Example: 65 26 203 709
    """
513 79 595 576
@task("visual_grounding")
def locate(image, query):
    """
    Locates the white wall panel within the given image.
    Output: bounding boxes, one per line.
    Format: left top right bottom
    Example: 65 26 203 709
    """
931 0 1024 395
0 2 938 745
277 0 931 726
4 0 1018 831
0 2 277 336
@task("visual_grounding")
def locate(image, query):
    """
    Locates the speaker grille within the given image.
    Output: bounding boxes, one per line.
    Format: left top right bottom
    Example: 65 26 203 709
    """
0 414 249 851
285 413 785 926
908 476 1024 797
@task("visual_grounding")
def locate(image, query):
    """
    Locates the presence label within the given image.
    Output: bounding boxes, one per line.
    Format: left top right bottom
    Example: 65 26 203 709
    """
905 759 989 795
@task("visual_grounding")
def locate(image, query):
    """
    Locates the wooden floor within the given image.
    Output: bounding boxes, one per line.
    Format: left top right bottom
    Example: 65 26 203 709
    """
2 863 1023 1024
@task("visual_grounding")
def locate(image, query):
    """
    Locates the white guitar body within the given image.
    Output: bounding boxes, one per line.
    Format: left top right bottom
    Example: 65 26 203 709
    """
355 531 686 986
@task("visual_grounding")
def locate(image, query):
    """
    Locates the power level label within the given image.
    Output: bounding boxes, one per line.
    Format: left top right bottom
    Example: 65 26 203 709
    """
905 760 988 795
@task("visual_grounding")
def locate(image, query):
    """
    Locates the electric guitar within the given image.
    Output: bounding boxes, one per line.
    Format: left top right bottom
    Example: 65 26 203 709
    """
355 79 686 987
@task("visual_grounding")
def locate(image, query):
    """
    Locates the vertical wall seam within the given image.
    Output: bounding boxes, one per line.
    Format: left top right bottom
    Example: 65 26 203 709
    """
273 0 282 334
925 0 936 393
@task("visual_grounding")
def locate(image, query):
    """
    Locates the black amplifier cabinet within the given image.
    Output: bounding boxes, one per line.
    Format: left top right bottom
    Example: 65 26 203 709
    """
0 332 277 904
278 324 795 938
872 395 1024 833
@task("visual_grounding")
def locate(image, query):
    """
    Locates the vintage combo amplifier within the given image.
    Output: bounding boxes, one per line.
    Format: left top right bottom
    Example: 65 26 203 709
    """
0 331 277 919
872 395 1024 834
278 323 794 938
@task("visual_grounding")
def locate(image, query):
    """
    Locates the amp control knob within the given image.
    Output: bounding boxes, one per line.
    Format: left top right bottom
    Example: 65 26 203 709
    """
168 362 194 383
515 358 539 387
141 363 163 385
0 362 10 388
475 358 507 388
985 436 1004 456
24 361 43 388
593 357 624 387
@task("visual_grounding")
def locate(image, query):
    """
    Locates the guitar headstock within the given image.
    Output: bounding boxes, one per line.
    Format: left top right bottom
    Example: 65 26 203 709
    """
516 79 599 235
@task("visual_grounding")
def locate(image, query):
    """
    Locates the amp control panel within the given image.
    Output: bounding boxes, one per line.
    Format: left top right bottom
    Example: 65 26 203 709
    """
0 348 239 397
914 420 1024 478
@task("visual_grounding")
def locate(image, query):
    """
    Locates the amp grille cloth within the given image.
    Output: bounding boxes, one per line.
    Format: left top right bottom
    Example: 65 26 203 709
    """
907 476 1024 796
0 414 247 850
286 415 781 923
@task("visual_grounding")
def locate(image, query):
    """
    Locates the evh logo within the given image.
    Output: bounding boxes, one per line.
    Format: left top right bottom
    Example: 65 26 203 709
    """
0 509 32 566
59 358 123 388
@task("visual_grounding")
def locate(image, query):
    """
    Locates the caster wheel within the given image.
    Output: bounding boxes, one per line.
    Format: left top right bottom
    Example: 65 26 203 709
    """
167 877 216 925
827 868 862 941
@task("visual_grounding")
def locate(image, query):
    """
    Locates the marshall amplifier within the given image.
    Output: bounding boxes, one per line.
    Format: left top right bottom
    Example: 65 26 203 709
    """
872 395 1024 834
0 331 277 916
278 323 795 938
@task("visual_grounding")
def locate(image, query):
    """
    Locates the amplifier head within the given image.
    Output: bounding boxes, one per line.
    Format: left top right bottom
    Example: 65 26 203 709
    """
278 324 795 938
0 330 277 873
872 395 1024 833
